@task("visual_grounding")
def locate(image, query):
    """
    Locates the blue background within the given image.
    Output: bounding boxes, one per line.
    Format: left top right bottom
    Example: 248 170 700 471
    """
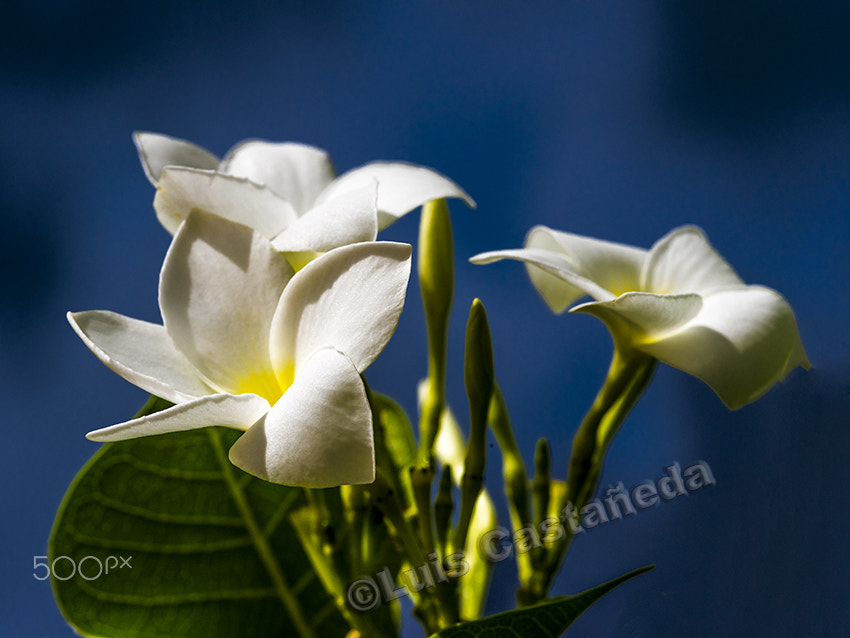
2 2 849 636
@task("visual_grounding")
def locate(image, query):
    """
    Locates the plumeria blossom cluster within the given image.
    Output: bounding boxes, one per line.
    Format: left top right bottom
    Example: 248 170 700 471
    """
60 131 811 638
69 132 473 488
136 132 474 269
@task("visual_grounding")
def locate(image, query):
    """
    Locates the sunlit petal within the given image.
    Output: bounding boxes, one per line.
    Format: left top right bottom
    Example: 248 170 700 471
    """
270 241 412 381
134 131 219 186
271 182 378 254
571 292 704 345
577 286 810 409
642 225 744 294
160 209 292 400
228 348 374 487
154 167 299 237
316 162 476 229
526 225 645 299
221 140 336 215
637 286 809 409
86 393 271 442
68 310 213 403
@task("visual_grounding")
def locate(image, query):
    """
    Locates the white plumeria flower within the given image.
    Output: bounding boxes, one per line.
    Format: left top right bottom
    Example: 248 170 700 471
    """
471 225 810 409
68 209 412 487
134 132 475 265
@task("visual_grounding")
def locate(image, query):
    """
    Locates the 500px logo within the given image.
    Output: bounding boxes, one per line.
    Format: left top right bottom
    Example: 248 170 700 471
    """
33 555 132 581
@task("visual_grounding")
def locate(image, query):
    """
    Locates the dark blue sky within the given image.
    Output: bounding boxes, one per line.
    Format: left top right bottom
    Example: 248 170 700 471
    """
2 2 848 636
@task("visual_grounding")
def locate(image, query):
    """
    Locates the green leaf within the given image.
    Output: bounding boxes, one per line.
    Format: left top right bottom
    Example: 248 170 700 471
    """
50 409 349 638
372 392 417 471
428 565 654 638
371 391 417 507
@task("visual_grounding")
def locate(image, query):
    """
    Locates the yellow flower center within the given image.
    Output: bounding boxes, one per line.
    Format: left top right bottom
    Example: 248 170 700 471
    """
236 370 285 405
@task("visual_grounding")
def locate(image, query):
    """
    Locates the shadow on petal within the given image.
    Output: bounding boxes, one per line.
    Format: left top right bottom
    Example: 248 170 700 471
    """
640 325 804 410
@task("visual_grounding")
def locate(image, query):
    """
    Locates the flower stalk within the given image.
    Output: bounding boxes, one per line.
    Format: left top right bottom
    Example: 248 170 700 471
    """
565 348 657 512
453 299 494 554
418 198 454 461
531 438 552 572
521 347 657 605
434 465 455 558
487 385 533 583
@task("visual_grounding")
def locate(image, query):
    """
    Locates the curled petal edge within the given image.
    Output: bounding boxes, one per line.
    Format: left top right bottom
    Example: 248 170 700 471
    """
134 131 219 187
316 161 476 230
86 393 271 442
574 286 810 409
470 248 616 311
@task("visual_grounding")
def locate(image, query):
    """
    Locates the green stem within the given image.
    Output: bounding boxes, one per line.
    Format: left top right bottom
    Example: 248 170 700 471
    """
290 504 388 638
370 470 443 635
520 348 657 606
418 199 453 460
566 349 656 510
434 465 455 558
304 487 350 585
530 438 551 572
340 485 365 579
208 430 317 638
488 385 534 586
411 463 437 560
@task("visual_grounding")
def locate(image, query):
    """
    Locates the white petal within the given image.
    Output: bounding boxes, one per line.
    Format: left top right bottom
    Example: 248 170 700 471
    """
86 393 271 442
154 167 299 237
571 292 704 344
134 131 220 186
220 141 336 215
270 241 412 379
577 286 810 409
470 247 616 311
228 348 374 487
643 286 809 408
160 209 292 400
68 310 213 403
525 226 646 303
271 182 378 254
315 162 476 230
642 225 744 295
